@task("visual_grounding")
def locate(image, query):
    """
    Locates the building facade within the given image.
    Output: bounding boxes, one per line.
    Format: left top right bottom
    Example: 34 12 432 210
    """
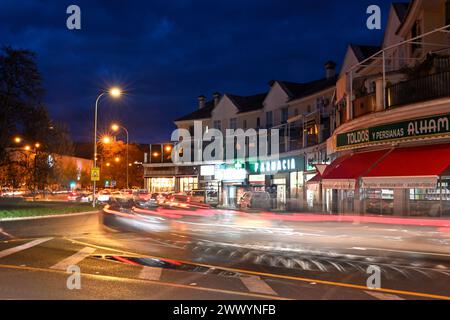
320 0 450 217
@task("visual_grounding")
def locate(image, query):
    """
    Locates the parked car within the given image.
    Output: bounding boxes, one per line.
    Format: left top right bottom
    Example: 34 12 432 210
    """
238 191 271 210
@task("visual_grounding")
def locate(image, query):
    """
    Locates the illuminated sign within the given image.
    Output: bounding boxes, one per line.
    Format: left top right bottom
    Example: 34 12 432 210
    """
200 165 215 176
215 168 246 181
337 113 450 149
250 157 304 174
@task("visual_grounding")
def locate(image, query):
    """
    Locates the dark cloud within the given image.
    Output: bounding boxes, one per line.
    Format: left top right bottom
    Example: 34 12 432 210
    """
0 0 393 143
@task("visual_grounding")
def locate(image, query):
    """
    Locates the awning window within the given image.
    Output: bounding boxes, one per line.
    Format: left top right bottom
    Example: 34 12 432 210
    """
321 150 390 189
361 143 450 189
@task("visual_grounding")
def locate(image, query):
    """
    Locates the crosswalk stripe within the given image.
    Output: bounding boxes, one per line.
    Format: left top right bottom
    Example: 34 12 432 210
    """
365 290 405 300
240 276 278 296
139 266 163 281
0 237 53 259
50 247 96 270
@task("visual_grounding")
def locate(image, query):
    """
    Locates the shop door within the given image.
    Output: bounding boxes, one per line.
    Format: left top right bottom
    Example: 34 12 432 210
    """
277 185 287 209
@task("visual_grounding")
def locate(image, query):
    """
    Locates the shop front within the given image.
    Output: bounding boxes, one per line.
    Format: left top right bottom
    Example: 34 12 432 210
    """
247 156 305 210
214 163 247 208
144 165 199 194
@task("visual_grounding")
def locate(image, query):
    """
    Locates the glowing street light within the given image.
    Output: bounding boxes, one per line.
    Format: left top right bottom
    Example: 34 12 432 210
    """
92 87 123 207
106 162 111 167
14 137 22 144
35 143 40 149
114 157 120 162
24 145 31 151
109 87 122 98
102 136 112 144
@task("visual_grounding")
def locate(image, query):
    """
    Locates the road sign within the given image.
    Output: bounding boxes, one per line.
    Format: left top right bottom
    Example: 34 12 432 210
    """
91 167 100 181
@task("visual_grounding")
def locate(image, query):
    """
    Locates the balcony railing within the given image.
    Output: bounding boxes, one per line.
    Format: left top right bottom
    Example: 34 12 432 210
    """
386 70 450 108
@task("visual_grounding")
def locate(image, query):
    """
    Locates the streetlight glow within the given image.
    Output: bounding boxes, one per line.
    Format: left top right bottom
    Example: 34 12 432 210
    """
24 145 31 151
102 136 112 144
35 143 40 148
109 87 122 98
115 157 120 162
111 124 120 131
14 137 22 144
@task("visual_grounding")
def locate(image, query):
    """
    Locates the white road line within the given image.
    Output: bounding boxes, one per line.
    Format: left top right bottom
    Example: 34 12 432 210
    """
50 247 96 270
240 276 278 296
139 266 163 281
0 237 53 259
364 290 405 300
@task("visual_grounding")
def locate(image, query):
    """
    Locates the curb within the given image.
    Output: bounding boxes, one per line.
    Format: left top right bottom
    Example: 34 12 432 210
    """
0 210 99 222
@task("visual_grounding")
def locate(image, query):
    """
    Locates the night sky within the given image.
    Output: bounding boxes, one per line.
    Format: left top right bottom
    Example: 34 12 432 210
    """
1 0 394 143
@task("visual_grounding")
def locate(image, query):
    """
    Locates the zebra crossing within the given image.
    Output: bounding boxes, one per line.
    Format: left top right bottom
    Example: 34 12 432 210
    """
0 237 424 300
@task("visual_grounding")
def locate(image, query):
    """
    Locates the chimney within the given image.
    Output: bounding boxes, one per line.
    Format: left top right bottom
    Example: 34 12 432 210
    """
198 95 206 109
324 60 337 79
213 92 221 106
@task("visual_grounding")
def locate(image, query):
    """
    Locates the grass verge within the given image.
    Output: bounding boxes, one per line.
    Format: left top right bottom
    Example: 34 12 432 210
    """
0 199 97 219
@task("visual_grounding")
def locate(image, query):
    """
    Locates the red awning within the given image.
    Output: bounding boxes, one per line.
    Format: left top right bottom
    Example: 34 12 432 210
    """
321 150 390 189
362 143 450 189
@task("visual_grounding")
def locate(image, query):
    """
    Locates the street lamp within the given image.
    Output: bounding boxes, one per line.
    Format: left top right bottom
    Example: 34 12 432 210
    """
111 123 130 189
93 87 122 207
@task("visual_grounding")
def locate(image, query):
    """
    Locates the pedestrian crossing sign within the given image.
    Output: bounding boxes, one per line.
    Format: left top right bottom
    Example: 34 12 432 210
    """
91 167 100 181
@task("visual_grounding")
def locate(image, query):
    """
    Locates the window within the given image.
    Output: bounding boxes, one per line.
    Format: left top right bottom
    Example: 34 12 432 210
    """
446 0 450 25
294 108 299 116
307 105 312 113
213 120 221 131
411 20 422 53
281 107 288 124
256 117 261 129
243 119 247 130
229 118 237 130
266 111 273 128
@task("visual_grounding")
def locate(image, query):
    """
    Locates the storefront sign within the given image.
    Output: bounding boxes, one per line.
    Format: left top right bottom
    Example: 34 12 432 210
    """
249 174 265 185
249 156 304 174
200 165 215 176
337 113 450 149
215 168 246 181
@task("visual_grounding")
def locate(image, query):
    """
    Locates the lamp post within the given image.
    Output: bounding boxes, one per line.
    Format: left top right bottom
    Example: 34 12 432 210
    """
92 87 122 207
111 123 129 189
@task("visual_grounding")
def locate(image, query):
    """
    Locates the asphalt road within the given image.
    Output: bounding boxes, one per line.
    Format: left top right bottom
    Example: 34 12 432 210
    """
0 208 449 300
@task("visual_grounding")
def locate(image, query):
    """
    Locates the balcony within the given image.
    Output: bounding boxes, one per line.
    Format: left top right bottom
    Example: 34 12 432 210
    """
353 93 376 118
387 70 450 108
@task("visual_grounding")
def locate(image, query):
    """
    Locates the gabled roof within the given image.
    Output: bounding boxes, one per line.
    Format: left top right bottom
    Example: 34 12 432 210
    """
174 100 215 122
273 76 337 102
350 44 381 62
226 93 267 114
392 2 410 22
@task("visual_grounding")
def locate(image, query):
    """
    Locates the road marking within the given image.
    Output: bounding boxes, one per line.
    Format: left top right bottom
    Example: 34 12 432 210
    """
365 290 405 300
0 237 53 259
50 247 96 270
0 263 289 300
139 266 163 281
65 237 450 300
240 276 278 296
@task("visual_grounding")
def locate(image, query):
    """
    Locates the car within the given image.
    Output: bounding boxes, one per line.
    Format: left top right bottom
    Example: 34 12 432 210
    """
166 193 191 207
97 190 111 203
187 190 206 203
238 191 271 210
67 191 82 202
80 193 94 203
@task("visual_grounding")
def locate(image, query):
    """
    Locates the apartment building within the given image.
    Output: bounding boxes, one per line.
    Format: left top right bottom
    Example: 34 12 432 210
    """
317 0 450 216
144 63 337 210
